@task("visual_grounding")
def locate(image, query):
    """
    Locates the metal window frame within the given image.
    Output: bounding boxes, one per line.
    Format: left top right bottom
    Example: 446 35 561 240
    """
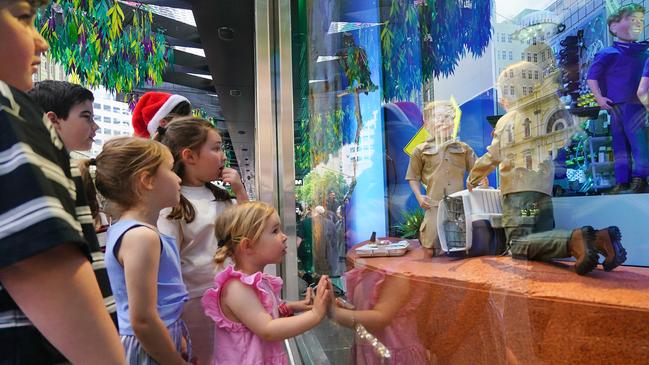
254 0 301 363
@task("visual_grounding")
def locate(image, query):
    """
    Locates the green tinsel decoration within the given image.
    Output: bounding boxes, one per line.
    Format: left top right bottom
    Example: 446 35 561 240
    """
37 0 173 94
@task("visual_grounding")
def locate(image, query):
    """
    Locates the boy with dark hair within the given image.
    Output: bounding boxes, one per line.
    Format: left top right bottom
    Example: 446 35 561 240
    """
0 1 124 364
29 80 117 327
587 3 649 194
29 80 98 151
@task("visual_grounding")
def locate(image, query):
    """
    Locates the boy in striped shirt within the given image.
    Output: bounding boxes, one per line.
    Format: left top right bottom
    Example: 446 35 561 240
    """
0 1 124 363
29 80 117 327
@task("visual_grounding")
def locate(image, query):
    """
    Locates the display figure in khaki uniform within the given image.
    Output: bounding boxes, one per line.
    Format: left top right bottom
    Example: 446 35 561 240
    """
406 100 477 255
467 62 627 275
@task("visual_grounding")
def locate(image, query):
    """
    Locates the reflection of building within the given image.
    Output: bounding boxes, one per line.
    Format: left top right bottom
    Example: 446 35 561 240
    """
493 17 527 77
33 56 68 83
500 70 577 171
340 110 377 182
422 78 435 104
523 41 556 76
493 9 548 114
317 110 378 185
90 88 134 157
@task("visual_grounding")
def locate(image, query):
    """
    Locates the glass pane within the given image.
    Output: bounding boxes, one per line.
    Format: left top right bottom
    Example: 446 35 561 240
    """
290 0 649 364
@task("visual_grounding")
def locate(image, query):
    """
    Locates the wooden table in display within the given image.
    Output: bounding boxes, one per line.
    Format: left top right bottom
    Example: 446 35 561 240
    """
346 239 649 364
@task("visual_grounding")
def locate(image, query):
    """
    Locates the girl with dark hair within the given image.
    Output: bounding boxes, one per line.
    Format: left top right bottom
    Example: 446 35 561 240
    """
155 116 248 362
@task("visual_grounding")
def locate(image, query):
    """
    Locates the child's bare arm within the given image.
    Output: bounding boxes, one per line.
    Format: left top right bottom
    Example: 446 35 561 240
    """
0 244 126 365
120 227 187 365
286 286 313 312
331 275 411 333
224 275 331 341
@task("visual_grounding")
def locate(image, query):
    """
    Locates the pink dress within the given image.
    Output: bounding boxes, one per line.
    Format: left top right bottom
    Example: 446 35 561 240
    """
202 266 289 365
346 268 428 365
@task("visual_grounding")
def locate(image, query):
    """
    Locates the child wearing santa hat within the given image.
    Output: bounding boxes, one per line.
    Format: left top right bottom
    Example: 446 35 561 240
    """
132 91 191 138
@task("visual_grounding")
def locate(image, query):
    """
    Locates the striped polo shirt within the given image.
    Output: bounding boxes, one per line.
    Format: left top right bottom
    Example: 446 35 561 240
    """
0 81 91 326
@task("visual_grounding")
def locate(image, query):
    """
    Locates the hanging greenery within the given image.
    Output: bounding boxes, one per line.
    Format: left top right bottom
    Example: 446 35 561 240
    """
36 0 173 94
380 0 492 101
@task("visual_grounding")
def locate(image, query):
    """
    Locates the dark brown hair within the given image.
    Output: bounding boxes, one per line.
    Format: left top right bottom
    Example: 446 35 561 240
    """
155 116 233 223
77 158 100 221
162 101 192 124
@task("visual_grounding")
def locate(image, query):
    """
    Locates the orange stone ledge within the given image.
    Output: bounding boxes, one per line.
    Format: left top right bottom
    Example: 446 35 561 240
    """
347 240 649 364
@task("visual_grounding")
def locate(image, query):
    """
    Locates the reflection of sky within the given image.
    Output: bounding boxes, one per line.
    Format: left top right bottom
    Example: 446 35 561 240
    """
339 4 388 244
495 0 556 22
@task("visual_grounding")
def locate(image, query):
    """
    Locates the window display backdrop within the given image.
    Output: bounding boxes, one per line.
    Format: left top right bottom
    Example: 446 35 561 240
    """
293 0 649 268
288 0 649 364
548 4 649 266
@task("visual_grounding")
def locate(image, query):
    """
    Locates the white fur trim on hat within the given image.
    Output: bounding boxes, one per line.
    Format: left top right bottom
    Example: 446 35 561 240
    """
146 94 189 137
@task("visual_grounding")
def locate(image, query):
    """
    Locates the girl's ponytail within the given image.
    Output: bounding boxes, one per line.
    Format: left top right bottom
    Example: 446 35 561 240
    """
205 182 234 203
214 244 233 265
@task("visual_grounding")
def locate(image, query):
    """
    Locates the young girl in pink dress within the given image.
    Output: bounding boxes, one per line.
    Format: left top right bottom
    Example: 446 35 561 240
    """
201 201 332 365
330 267 428 365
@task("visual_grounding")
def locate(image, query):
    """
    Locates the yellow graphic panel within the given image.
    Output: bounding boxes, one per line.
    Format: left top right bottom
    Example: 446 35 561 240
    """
404 127 431 156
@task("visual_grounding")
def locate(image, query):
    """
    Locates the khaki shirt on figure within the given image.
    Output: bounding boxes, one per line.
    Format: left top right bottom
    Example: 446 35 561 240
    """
406 139 477 249
466 110 554 196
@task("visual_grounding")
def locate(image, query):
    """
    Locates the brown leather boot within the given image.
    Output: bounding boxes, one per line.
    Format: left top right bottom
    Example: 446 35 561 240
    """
609 183 629 194
568 226 598 275
594 226 627 271
630 177 647 194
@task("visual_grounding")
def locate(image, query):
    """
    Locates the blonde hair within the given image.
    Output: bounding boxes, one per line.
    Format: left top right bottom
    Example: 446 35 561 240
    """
214 201 277 265
155 116 233 223
94 137 171 210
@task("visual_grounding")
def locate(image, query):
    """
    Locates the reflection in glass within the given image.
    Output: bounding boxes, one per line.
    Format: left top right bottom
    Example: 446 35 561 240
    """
330 267 427 365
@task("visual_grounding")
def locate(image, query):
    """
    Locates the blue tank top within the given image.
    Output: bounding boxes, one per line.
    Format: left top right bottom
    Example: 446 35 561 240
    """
105 220 188 335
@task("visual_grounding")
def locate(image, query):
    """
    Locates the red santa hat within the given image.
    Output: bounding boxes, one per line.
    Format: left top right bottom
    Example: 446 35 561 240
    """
131 92 190 138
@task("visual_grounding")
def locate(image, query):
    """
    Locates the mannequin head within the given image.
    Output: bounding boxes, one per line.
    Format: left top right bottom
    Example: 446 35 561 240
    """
423 100 455 144
608 3 645 42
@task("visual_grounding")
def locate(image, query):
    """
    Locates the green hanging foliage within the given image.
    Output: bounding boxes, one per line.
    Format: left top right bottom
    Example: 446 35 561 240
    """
37 0 173 94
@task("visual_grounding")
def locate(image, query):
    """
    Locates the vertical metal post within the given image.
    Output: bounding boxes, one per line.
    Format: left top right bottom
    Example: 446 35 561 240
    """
254 0 301 362
254 0 278 208
275 0 299 302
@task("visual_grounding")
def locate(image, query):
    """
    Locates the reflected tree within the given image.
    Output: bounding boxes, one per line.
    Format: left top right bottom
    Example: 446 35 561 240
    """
380 0 492 102
337 33 378 184
296 169 349 208
295 109 346 177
